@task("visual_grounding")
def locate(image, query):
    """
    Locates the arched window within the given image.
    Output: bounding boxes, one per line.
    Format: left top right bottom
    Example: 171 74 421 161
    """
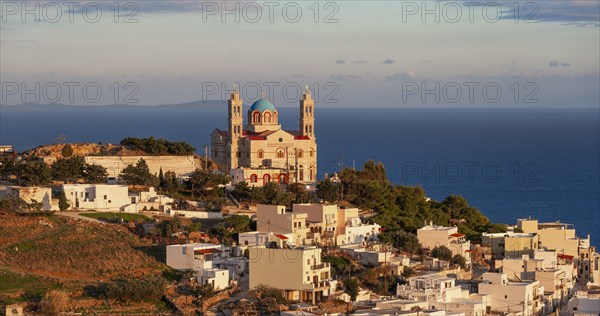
257 150 264 159
253 111 261 124
310 148 315 157
297 150 303 158
263 111 272 123
276 149 285 158
250 174 258 183
263 174 271 184
309 166 314 181
278 174 287 184
299 165 304 181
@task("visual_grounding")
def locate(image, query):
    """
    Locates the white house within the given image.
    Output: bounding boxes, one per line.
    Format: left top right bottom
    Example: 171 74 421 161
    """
478 273 543 315
166 243 230 290
62 184 173 213
63 184 131 211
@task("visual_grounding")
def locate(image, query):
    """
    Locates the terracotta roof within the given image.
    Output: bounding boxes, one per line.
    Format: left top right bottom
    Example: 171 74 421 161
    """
449 233 465 238
557 253 574 260
247 135 266 140
274 234 289 240
194 248 222 254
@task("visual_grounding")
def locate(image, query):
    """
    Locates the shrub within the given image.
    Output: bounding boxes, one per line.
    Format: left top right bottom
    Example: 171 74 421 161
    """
431 245 453 261
89 277 165 302
40 290 70 316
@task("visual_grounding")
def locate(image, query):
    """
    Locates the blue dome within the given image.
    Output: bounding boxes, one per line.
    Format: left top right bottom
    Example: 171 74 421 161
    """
249 99 276 112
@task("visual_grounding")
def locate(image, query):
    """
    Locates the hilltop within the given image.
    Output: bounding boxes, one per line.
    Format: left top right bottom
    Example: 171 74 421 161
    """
0 212 175 314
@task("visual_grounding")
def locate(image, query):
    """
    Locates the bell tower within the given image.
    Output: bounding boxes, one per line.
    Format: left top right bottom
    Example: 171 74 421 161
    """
228 85 243 169
299 86 315 138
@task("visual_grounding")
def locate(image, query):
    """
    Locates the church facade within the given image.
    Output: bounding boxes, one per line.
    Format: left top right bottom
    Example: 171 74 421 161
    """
210 88 317 187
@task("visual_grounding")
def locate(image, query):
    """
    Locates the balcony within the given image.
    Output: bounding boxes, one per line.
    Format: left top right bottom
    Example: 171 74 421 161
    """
311 262 330 270
312 280 330 289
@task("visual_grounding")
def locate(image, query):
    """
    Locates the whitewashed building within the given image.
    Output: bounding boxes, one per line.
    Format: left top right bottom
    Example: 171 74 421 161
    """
166 243 230 290
478 273 544 315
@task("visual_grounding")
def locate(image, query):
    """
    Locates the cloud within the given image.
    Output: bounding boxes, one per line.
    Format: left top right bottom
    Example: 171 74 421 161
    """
549 61 571 67
335 59 347 64
381 59 396 65
496 0 600 26
329 74 362 81
385 70 416 81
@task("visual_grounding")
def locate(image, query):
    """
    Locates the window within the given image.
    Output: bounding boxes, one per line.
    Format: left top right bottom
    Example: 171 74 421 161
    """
276 149 285 158
108 200 111 203
257 150 264 159
297 150 303 158
263 111 272 123
104 195 107 200
250 174 258 183
310 149 314 157
307 276 310 281
299 165 304 181
253 111 261 124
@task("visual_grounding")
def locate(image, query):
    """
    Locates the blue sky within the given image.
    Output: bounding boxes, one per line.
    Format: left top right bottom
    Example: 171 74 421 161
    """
1 0 599 107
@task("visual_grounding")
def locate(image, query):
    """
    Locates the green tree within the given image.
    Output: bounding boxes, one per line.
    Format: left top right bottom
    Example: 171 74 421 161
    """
187 169 229 198
0 155 16 180
262 182 293 206
232 181 251 200
344 277 360 301
401 266 415 278
225 215 251 232
120 158 159 186
160 217 183 237
288 182 311 204
83 163 108 183
163 171 180 194
389 230 422 256
51 156 85 183
158 168 165 187
431 245 453 261
451 254 467 269
58 191 70 211
316 178 340 203
15 158 52 186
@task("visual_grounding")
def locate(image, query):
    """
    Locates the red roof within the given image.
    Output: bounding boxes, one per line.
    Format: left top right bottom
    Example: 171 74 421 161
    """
274 234 289 240
194 248 222 254
449 233 465 238
247 135 266 140
557 254 574 260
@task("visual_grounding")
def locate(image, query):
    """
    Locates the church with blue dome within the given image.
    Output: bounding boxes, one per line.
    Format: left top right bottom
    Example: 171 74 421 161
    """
210 88 317 187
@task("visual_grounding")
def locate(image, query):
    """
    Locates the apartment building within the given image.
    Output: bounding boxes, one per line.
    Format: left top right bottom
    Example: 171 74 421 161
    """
255 204 309 245
417 221 471 265
478 273 544 315
248 246 332 303
166 243 230 290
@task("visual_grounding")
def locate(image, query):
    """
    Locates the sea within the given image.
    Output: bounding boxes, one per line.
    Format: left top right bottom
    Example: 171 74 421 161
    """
1 104 598 246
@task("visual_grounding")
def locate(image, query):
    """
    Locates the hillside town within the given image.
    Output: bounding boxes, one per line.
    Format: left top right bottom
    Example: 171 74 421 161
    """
0 91 598 315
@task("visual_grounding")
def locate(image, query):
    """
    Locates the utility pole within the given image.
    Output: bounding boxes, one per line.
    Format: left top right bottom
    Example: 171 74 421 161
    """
203 144 208 170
